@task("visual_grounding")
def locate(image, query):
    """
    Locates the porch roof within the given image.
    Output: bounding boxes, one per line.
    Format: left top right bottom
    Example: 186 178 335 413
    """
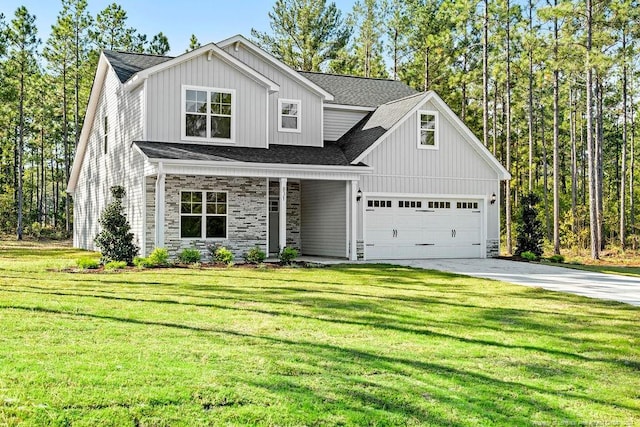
134 141 363 167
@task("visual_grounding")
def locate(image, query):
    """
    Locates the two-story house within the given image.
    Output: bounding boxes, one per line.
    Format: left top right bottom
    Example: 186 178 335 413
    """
67 35 510 261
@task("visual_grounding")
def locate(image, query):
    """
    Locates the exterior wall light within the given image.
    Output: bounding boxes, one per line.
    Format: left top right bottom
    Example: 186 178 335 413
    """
490 193 497 204
356 188 362 202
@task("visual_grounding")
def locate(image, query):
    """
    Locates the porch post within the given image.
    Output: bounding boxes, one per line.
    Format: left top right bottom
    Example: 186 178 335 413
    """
279 177 287 253
155 162 165 248
350 180 358 261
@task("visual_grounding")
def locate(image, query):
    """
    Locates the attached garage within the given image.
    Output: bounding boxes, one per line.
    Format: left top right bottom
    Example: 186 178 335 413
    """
364 196 485 259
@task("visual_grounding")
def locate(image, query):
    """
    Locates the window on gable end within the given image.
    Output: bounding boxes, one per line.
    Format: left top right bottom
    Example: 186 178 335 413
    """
278 99 301 133
418 110 438 149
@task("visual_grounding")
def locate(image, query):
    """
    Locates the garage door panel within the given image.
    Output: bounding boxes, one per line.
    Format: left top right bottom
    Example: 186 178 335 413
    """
365 196 484 260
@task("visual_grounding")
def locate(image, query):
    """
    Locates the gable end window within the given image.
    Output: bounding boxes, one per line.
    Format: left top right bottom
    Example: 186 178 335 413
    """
418 110 438 149
182 86 235 142
180 191 228 239
278 99 301 133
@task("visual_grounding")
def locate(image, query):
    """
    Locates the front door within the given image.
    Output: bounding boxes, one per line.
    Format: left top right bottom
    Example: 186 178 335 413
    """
269 196 279 254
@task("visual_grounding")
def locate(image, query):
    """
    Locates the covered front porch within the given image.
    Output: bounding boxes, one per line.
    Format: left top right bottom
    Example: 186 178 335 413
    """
142 161 368 261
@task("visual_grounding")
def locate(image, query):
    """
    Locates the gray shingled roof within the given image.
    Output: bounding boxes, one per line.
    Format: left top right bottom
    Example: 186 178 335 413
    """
134 141 361 167
339 92 428 162
103 50 173 83
299 71 418 107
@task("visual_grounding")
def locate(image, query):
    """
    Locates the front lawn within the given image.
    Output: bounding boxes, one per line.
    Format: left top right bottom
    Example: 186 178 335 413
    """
0 244 639 426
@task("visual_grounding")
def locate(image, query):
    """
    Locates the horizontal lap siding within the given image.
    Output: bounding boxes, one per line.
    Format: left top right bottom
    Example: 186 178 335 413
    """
300 181 346 257
146 53 267 147
222 45 323 147
324 109 368 141
360 98 501 243
74 68 145 252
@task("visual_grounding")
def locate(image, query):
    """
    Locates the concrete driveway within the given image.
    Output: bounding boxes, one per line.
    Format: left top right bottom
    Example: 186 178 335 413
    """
378 258 640 306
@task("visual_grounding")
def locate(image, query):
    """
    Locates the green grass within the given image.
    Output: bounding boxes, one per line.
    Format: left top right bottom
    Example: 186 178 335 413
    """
1 244 639 426
558 262 640 278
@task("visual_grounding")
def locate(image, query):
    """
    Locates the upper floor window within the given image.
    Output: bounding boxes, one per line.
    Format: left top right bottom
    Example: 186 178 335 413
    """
278 99 301 133
418 110 438 149
182 85 235 142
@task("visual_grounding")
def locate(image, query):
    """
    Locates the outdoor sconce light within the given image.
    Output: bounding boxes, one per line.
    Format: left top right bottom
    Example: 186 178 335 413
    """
490 193 497 205
356 188 362 202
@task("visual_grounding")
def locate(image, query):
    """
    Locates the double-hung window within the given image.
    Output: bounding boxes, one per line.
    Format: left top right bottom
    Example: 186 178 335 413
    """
183 86 235 142
418 110 438 149
180 191 227 239
278 99 301 133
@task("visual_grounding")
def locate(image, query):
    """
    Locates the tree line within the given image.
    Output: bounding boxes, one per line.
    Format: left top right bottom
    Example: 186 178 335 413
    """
1 0 637 259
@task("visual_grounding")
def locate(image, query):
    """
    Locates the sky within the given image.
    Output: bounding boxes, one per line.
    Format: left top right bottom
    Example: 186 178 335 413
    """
2 0 359 56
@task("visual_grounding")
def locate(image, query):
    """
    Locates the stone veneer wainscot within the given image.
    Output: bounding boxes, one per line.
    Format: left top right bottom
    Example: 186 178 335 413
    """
146 175 268 259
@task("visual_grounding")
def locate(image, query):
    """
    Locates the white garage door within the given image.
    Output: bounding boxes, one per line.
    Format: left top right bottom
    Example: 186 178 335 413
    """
365 197 483 259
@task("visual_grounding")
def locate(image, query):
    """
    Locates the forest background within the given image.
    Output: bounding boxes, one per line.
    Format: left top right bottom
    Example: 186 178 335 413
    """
0 0 635 259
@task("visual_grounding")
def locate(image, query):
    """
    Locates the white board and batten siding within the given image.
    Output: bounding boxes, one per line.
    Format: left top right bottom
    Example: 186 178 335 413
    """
358 97 502 257
146 53 268 147
300 181 346 257
222 44 323 147
74 66 146 252
323 108 368 141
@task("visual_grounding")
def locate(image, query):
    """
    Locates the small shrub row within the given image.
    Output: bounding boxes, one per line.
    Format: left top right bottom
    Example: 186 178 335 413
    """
244 246 266 264
279 247 299 265
76 257 100 270
134 248 170 268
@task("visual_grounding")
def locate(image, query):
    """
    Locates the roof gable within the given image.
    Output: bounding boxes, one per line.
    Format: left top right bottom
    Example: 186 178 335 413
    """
299 72 418 108
217 35 334 101
340 91 510 179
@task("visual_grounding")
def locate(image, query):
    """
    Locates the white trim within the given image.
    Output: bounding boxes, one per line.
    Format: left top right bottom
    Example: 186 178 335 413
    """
155 162 166 248
278 178 287 251
265 89 270 148
217 35 334 101
124 43 279 93
142 79 148 141
278 98 302 133
265 178 270 253
178 189 229 240
67 52 110 193
350 180 358 261
181 85 236 143
345 181 350 259
141 175 146 256
417 110 439 150
141 155 373 174
320 103 324 142
325 104 376 112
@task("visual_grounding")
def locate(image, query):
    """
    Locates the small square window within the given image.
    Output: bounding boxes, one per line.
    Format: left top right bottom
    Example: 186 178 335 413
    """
368 200 373 207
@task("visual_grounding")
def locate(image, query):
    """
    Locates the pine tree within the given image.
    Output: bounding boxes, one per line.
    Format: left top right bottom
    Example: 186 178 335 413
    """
6 6 40 240
94 186 138 264
251 0 350 71
147 32 170 55
187 34 201 52
515 192 544 256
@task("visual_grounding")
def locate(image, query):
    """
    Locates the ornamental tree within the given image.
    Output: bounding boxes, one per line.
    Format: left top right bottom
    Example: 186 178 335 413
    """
94 185 138 264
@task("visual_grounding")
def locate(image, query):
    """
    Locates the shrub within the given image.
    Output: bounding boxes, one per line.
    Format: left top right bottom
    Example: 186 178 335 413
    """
548 254 565 263
29 222 42 239
104 260 127 270
244 246 266 264
133 256 149 268
279 246 299 265
76 257 99 270
520 251 538 261
214 246 234 265
94 186 138 264
515 192 544 257
178 248 201 264
147 247 170 267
